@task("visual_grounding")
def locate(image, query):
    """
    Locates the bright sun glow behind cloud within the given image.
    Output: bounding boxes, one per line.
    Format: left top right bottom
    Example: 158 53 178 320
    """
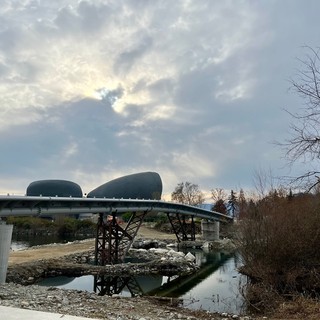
1 0 313 197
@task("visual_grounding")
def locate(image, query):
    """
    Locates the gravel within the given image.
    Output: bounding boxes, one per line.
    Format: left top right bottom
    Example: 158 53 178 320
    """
0 283 226 319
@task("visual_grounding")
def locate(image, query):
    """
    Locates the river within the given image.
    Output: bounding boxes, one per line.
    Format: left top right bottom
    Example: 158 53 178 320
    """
11 236 246 315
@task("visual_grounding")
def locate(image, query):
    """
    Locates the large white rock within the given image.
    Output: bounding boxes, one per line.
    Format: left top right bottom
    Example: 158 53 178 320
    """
149 248 168 255
167 249 184 258
185 252 196 262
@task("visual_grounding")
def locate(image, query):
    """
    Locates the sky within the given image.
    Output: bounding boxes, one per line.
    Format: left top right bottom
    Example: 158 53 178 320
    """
1 0 320 200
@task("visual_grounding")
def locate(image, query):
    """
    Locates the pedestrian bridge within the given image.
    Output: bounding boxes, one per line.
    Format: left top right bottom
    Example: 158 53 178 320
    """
0 195 230 222
0 195 232 269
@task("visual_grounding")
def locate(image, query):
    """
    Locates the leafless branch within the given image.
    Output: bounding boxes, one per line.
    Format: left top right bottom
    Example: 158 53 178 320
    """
278 47 320 191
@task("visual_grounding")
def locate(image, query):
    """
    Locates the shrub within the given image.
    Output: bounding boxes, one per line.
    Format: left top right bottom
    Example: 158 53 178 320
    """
153 213 169 229
121 212 132 222
6 216 54 229
237 191 320 311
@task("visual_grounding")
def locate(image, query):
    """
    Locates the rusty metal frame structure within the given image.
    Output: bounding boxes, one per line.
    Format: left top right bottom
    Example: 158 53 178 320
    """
95 211 148 265
94 275 143 296
167 213 196 242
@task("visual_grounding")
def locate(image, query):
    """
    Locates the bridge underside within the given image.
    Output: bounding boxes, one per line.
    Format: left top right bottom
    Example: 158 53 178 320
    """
167 213 196 242
0 195 232 272
95 212 199 265
95 211 148 265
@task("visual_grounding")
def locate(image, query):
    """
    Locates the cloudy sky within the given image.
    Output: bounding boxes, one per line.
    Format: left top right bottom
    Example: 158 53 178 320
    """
1 0 319 199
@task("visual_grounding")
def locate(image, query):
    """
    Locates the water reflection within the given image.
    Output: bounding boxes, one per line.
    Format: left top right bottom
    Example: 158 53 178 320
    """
38 250 246 314
94 275 163 297
149 251 246 314
151 251 233 296
11 234 90 251
180 254 246 314
40 275 91 291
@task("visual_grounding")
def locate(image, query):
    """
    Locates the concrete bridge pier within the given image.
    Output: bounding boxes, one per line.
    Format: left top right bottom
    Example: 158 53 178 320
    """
201 220 220 241
0 222 13 284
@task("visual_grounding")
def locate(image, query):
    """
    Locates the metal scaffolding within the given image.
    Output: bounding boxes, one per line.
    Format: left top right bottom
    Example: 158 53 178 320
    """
167 213 196 242
95 211 147 265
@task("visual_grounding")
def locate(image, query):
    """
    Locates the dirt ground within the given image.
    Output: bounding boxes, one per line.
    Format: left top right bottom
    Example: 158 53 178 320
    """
9 225 176 265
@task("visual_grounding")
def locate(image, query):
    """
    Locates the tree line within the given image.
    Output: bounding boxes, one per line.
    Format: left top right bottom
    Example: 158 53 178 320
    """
170 181 246 218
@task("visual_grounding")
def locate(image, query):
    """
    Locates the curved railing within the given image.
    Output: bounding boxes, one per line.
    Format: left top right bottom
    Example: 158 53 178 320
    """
0 195 232 222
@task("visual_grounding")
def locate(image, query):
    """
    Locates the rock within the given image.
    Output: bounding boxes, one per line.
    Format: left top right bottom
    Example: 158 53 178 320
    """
167 250 184 258
178 241 204 249
185 252 196 262
149 248 168 255
132 239 160 249
204 239 236 252
62 296 69 305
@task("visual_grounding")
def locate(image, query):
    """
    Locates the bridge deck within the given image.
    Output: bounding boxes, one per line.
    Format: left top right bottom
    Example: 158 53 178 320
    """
0 195 232 222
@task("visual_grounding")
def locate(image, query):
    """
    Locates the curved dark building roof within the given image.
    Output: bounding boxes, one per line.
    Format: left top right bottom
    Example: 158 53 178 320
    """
26 180 83 197
87 172 162 200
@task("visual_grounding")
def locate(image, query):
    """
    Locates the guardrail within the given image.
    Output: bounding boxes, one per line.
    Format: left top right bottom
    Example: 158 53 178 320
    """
0 195 232 222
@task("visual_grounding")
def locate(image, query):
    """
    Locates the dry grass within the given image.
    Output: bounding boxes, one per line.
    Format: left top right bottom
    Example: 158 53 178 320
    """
273 296 320 319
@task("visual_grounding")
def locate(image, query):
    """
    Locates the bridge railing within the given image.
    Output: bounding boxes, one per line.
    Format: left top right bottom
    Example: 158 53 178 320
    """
0 195 232 222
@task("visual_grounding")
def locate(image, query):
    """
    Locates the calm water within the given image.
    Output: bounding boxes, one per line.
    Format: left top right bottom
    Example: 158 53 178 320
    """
180 254 245 313
12 235 246 314
11 234 90 251
38 250 246 314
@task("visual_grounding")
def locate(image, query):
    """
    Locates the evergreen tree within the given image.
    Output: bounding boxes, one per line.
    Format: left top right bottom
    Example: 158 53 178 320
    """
287 189 294 201
238 188 247 219
227 190 237 218
213 199 227 214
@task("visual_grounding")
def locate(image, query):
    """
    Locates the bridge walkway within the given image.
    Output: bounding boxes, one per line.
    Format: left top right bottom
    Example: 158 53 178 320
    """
0 195 233 265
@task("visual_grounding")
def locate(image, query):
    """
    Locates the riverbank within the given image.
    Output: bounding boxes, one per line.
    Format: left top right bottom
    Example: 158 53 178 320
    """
4 224 311 319
4 225 246 319
8 225 177 265
0 282 245 320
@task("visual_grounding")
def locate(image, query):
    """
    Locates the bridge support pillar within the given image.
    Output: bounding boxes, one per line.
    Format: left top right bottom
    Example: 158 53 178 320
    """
0 222 13 284
167 213 196 242
201 220 219 241
95 211 147 265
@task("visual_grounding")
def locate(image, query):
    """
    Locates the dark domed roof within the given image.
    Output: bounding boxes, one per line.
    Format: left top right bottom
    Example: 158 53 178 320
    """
26 180 83 197
87 172 162 200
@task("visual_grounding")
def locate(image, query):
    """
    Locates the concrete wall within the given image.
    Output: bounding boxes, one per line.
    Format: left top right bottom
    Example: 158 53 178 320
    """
0 223 13 284
201 220 220 241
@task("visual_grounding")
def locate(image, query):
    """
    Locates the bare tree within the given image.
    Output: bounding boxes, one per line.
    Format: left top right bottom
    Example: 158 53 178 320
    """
171 181 205 206
211 188 227 202
211 188 227 214
282 47 320 191
253 167 276 197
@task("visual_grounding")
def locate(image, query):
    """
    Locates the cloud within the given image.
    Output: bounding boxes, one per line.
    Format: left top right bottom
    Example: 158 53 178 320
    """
1 0 319 197
114 36 153 75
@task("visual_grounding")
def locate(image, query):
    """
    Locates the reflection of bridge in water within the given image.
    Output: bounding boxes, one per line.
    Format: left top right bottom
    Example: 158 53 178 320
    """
94 274 163 296
93 251 233 297
147 251 233 298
